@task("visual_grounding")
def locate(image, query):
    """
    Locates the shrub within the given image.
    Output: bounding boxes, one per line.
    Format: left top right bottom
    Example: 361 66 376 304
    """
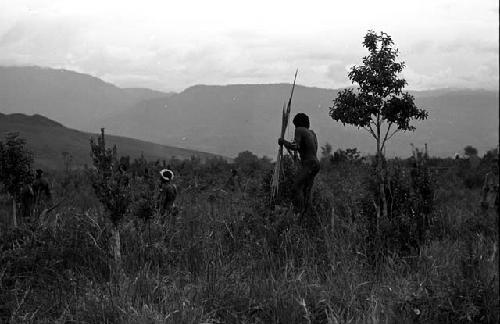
0 133 34 227
88 128 132 274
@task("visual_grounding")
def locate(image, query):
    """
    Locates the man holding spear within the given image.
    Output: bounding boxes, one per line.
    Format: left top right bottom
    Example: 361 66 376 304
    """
271 70 320 215
278 112 320 214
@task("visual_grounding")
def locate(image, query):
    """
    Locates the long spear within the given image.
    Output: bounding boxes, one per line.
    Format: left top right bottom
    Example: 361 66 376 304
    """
271 69 298 200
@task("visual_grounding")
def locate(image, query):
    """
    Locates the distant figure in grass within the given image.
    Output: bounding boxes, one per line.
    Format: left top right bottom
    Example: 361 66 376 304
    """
226 168 241 193
278 112 320 214
481 155 498 212
158 168 178 218
20 181 34 219
33 169 51 213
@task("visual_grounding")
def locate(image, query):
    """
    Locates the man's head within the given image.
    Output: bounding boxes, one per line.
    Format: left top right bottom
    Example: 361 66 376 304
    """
293 113 310 129
160 169 174 182
36 169 43 178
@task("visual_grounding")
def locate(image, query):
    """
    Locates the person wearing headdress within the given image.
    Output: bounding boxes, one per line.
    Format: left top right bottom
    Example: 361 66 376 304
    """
278 112 320 215
158 168 178 216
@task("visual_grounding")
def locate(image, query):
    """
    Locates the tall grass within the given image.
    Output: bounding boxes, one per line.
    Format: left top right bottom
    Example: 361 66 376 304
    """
0 159 498 323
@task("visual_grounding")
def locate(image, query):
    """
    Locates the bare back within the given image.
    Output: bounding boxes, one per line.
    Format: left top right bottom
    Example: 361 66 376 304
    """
294 127 318 162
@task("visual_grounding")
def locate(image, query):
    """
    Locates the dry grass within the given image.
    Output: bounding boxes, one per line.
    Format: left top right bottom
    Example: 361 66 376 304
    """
0 160 498 323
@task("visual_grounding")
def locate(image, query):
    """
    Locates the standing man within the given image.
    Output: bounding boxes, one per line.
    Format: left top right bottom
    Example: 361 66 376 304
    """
226 168 242 193
33 169 51 215
20 181 34 219
278 112 320 214
481 155 499 213
158 168 178 218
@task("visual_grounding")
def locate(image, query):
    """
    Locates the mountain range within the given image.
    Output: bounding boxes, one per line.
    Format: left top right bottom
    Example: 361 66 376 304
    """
0 66 173 131
0 112 217 169
0 66 498 158
102 85 499 158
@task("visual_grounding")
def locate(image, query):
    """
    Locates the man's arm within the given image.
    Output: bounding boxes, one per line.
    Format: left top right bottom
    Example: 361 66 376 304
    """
278 128 301 151
281 139 298 151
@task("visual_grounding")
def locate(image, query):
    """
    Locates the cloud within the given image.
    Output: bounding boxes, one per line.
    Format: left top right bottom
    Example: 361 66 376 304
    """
326 61 353 84
439 38 499 55
0 0 497 91
403 60 499 90
0 23 26 46
0 15 87 66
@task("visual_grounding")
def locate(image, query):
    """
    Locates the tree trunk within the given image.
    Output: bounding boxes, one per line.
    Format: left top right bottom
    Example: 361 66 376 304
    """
330 206 335 233
379 166 388 219
12 197 17 227
375 132 388 234
111 225 122 277
375 132 381 235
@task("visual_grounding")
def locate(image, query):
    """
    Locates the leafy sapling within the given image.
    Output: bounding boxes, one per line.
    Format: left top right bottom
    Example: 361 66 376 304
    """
0 132 34 227
330 30 427 224
88 128 131 273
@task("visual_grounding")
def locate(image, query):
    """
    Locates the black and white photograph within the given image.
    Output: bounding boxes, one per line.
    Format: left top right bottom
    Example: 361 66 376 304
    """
0 0 498 322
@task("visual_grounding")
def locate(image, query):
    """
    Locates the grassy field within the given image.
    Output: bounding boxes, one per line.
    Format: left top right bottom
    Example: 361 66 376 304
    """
0 154 498 323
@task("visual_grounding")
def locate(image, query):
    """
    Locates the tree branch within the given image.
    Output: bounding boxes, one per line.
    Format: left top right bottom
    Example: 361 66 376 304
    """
381 122 393 147
386 129 399 141
363 125 377 139
381 124 399 151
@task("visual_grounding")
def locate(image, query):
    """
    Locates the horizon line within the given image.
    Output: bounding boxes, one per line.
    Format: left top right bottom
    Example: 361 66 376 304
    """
1 64 499 95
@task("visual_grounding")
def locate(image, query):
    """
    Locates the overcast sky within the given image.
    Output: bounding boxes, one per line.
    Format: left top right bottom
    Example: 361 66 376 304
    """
0 0 498 92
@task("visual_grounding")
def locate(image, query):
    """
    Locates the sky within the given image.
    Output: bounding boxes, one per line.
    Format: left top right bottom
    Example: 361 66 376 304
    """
0 0 498 92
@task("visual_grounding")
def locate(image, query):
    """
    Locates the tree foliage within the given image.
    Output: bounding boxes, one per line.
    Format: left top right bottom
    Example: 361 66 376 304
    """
330 30 428 154
234 151 262 176
333 148 361 164
463 145 478 157
88 129 131 226
0 132 33 199
329 30 429 226
483 147 498 161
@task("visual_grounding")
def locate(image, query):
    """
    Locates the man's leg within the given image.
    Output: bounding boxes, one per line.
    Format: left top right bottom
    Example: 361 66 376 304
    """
293 167 309 214
303 161 320 214
303 177 314 214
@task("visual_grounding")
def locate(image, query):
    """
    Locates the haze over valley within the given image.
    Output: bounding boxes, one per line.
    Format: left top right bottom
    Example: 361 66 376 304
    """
0 66 497 159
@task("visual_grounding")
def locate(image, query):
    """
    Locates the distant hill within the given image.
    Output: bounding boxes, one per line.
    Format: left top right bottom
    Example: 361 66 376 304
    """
1 66 497 158
0 113 219 170
103 84 499 158
0 66 174 131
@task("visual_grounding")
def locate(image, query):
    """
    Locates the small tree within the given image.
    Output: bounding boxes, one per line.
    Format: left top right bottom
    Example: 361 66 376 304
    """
0 133 33 227
483 147 498 162
234 150 261 176
333 148 361 163
329 30 427 226
463 145 478 158
88 128 131 274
